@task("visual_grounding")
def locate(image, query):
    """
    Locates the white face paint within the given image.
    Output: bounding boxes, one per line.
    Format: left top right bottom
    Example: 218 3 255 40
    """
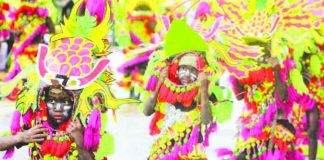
177 66 198 85
62 105 72 117
46 90 73 125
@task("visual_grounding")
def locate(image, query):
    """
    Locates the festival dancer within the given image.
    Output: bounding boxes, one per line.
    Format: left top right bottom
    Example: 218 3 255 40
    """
0 0 138 159
212 0 323 159
286 28 324 160
143 19 232 160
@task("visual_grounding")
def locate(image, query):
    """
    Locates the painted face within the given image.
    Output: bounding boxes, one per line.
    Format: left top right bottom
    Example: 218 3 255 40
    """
46 86 73 126
177 65 198 85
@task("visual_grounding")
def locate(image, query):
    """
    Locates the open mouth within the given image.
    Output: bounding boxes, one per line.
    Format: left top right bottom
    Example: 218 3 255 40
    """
181 79 190 84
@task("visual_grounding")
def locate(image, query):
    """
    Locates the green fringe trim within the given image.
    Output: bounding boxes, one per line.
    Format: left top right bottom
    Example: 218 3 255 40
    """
309 55 322 77
211 101 233 123
95 132 115 160
289 69 308 94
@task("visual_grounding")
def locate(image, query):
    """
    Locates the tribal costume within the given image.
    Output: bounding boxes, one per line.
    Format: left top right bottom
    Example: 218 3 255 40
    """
143 19 232 160
0 0 138 159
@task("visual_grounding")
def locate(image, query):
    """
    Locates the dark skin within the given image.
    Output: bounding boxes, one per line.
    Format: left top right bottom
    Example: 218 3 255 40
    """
143 64 212 125
0 124 47 151
46 88 74 127
66 117 94 160
235 57 289 160
233 57 288 102
45 86 93 160
301 54 319 160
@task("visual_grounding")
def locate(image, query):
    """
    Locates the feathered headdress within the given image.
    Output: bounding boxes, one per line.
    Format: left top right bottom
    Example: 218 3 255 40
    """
37 0 112 90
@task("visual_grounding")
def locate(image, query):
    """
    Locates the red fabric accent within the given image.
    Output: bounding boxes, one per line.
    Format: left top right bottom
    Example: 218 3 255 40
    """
317 43 324 50
168 62 179 84
58 118 72 131
158 84 168 102
158 83 199 107
238 67 275 85
0 3 9 10
6 87 21 101
149 111 165 135
41 139 72 158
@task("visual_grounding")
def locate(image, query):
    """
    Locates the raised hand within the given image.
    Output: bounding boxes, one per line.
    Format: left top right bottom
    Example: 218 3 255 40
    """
159 67 168 81
197 72 208 86
66 117 84 145
18 124 47 143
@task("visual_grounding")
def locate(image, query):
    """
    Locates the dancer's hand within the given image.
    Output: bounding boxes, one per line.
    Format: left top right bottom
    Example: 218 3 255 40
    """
266 57 279 67
198 72 207 87
67 117 84 145
18 124 47 143
159 67 168 81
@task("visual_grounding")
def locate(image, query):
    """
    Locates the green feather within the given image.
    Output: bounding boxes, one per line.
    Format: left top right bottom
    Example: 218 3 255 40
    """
95 132 115 160
309 55 322 77
164 19 208 58
73 10 97 38
101 113 108 134
209 85 223 101
211 101 233 123
1 131 11 136
289 69 308 94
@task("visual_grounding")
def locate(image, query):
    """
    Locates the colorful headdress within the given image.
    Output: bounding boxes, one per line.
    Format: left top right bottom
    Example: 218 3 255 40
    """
37 0 111 90
164 19 208 59
1 0 139 159
211 0 324 79
143 18 232 120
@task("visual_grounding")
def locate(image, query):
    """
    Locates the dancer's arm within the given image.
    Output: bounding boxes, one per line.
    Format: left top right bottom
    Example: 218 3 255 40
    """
67 117 94 160
199 72 212 125
0 124 47 151
143 67 168 116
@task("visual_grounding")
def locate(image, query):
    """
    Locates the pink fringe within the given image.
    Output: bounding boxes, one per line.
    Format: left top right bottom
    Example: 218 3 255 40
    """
279 67 287 83
241 127 250 140
162 125 200 159
193 2 211 19
288 85 316 111
285 58 296 70
249 115 264 137
145 75 158 91
42 121 53 133
279 58 295 83
319 117 324 138
86 0 106 24
84 109 101 151
203 122 217 146
265 102 276 125
2 147 14 159
274 149 284 160
286 149 305 160
22 109 32 126
287 85 299 102
117 51 152 73
215 148 233 157
161 15 170 31
274 93 293 117
129 31 143 45
0 30 10 39
10 110 21 134
229 75 240 98
130 66 139 75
